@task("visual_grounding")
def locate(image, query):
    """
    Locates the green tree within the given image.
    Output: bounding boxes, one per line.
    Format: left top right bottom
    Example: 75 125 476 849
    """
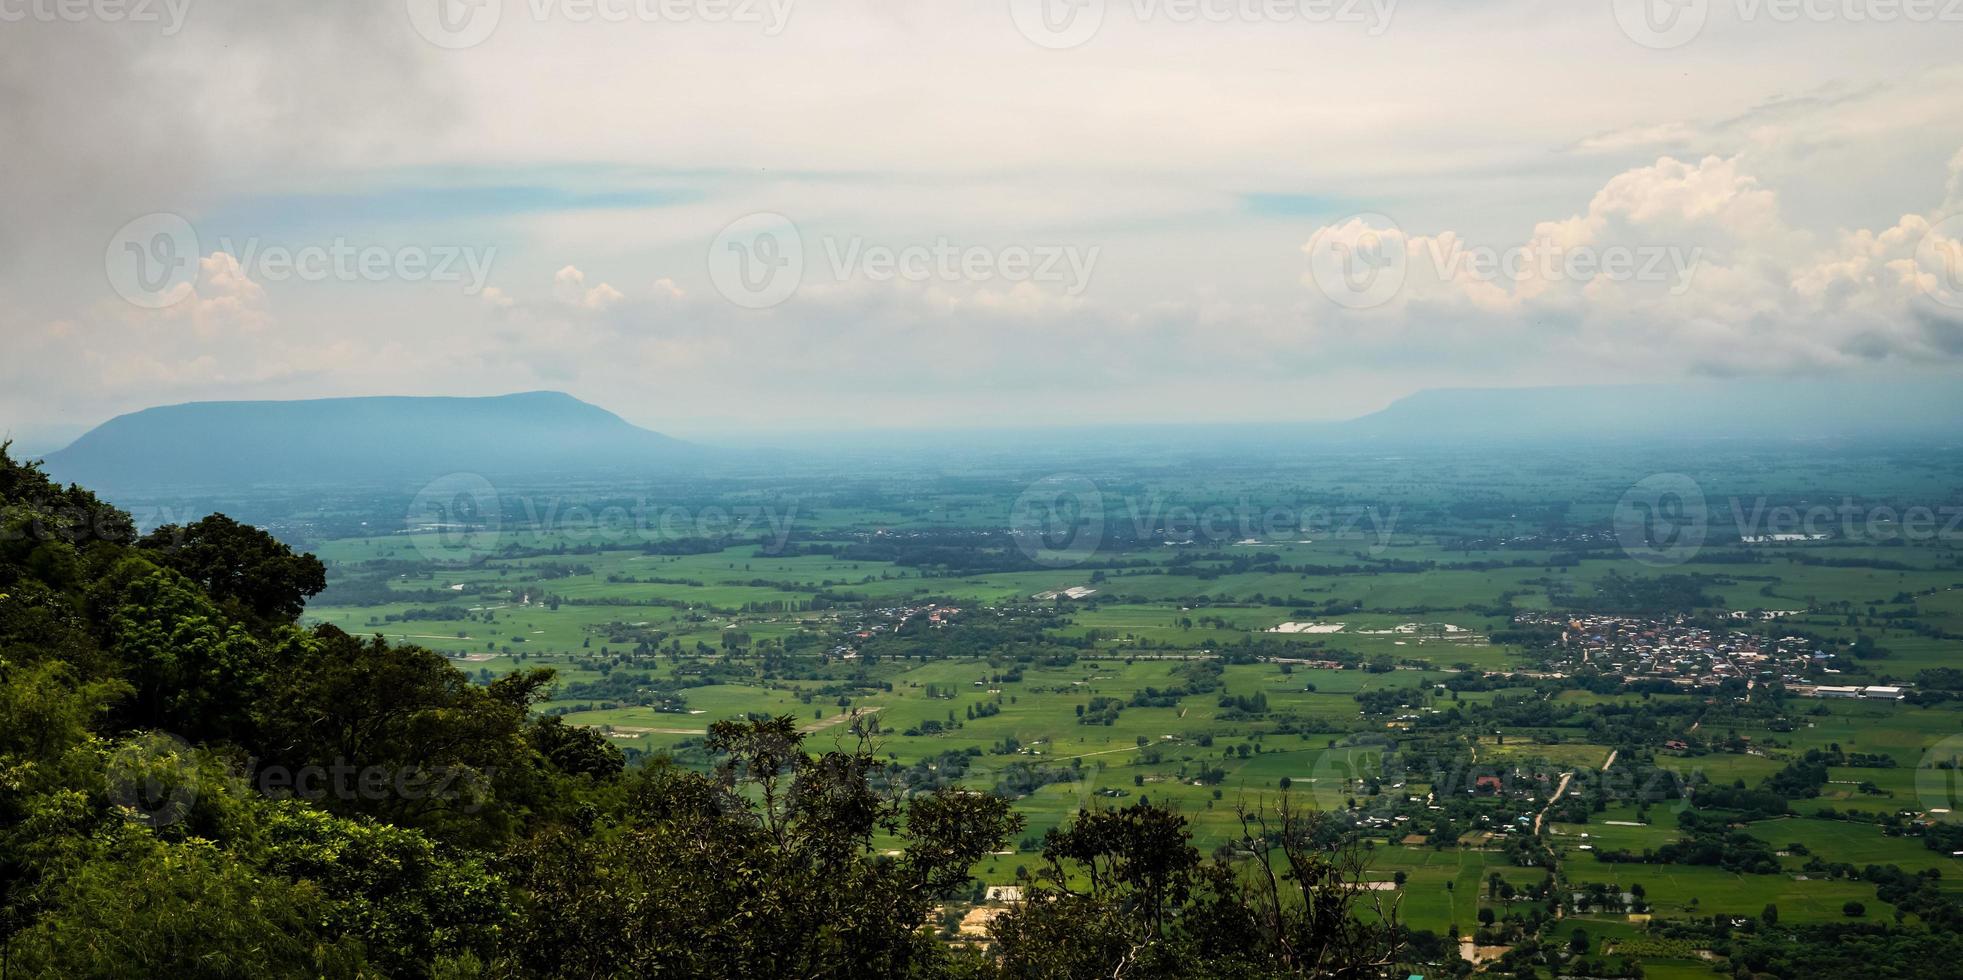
139 514 326 626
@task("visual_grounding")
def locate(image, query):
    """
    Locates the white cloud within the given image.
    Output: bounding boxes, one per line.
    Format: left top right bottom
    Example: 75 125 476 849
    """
1299 150 1963 376
169 252 273 338
551 265 623 311
6 5 1963 435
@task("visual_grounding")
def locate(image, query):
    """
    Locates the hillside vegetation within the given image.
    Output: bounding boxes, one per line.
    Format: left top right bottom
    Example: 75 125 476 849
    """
0 444 1401 979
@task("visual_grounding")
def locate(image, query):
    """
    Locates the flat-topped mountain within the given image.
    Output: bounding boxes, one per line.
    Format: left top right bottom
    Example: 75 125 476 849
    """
40 391 693 489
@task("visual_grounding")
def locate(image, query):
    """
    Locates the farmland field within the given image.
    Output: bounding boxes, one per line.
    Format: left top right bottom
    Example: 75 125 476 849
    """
276 445 1963 967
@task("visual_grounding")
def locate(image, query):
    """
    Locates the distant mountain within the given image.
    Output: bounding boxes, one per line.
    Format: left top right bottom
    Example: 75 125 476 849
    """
1329 380 1963 444
40 392 695 489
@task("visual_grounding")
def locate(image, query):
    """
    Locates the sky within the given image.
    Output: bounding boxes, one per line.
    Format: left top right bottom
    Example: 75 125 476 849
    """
3 0 1963 444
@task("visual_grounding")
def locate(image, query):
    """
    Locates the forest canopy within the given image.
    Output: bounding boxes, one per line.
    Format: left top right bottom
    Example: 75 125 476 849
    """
0 444 1403 979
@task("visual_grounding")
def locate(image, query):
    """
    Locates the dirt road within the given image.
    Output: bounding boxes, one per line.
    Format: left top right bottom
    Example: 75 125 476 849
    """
1534 771 1575 836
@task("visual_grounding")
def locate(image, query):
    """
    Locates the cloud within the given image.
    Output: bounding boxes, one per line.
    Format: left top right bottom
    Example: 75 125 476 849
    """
1299 150 1963 376
158 253 274 339
7 5 1963 436
552 265 624 311
0 3 451 305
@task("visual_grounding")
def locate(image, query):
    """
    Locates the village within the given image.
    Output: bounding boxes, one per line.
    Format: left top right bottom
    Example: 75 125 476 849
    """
1510 611 1894 696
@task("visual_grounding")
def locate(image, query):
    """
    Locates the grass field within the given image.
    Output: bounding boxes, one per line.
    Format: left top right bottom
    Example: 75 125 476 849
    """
292 449 1963 957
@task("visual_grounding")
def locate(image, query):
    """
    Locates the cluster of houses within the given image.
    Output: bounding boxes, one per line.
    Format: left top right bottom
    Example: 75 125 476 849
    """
1517 613 1832 689
830 602 964 659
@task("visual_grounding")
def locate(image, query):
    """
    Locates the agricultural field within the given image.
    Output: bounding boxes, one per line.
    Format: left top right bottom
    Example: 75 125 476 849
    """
288 446 1963 964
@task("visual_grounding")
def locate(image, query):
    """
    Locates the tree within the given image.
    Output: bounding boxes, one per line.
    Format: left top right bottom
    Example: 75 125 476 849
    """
499 716 1021 978
529 713 626 780
95 555 279 741
139 514 326 625
250 627 558 846
7 833 367 978
1843 900 1867 917
991 798 1401 978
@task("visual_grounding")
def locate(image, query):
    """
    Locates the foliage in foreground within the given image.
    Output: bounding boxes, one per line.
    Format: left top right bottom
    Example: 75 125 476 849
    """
0 443 1407 978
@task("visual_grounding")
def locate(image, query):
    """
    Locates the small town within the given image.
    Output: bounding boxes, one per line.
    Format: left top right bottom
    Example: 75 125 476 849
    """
1512 612 1880 694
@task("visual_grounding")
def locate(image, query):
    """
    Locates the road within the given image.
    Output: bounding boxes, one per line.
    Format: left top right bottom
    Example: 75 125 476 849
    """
1534 771 1575 836
1532 749 1617 836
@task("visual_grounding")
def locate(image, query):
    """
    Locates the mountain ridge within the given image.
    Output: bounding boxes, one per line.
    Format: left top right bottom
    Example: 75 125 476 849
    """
40 391 694 489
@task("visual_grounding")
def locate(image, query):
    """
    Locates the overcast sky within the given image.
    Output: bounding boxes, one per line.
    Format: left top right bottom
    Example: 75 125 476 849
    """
4 0 1962 443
